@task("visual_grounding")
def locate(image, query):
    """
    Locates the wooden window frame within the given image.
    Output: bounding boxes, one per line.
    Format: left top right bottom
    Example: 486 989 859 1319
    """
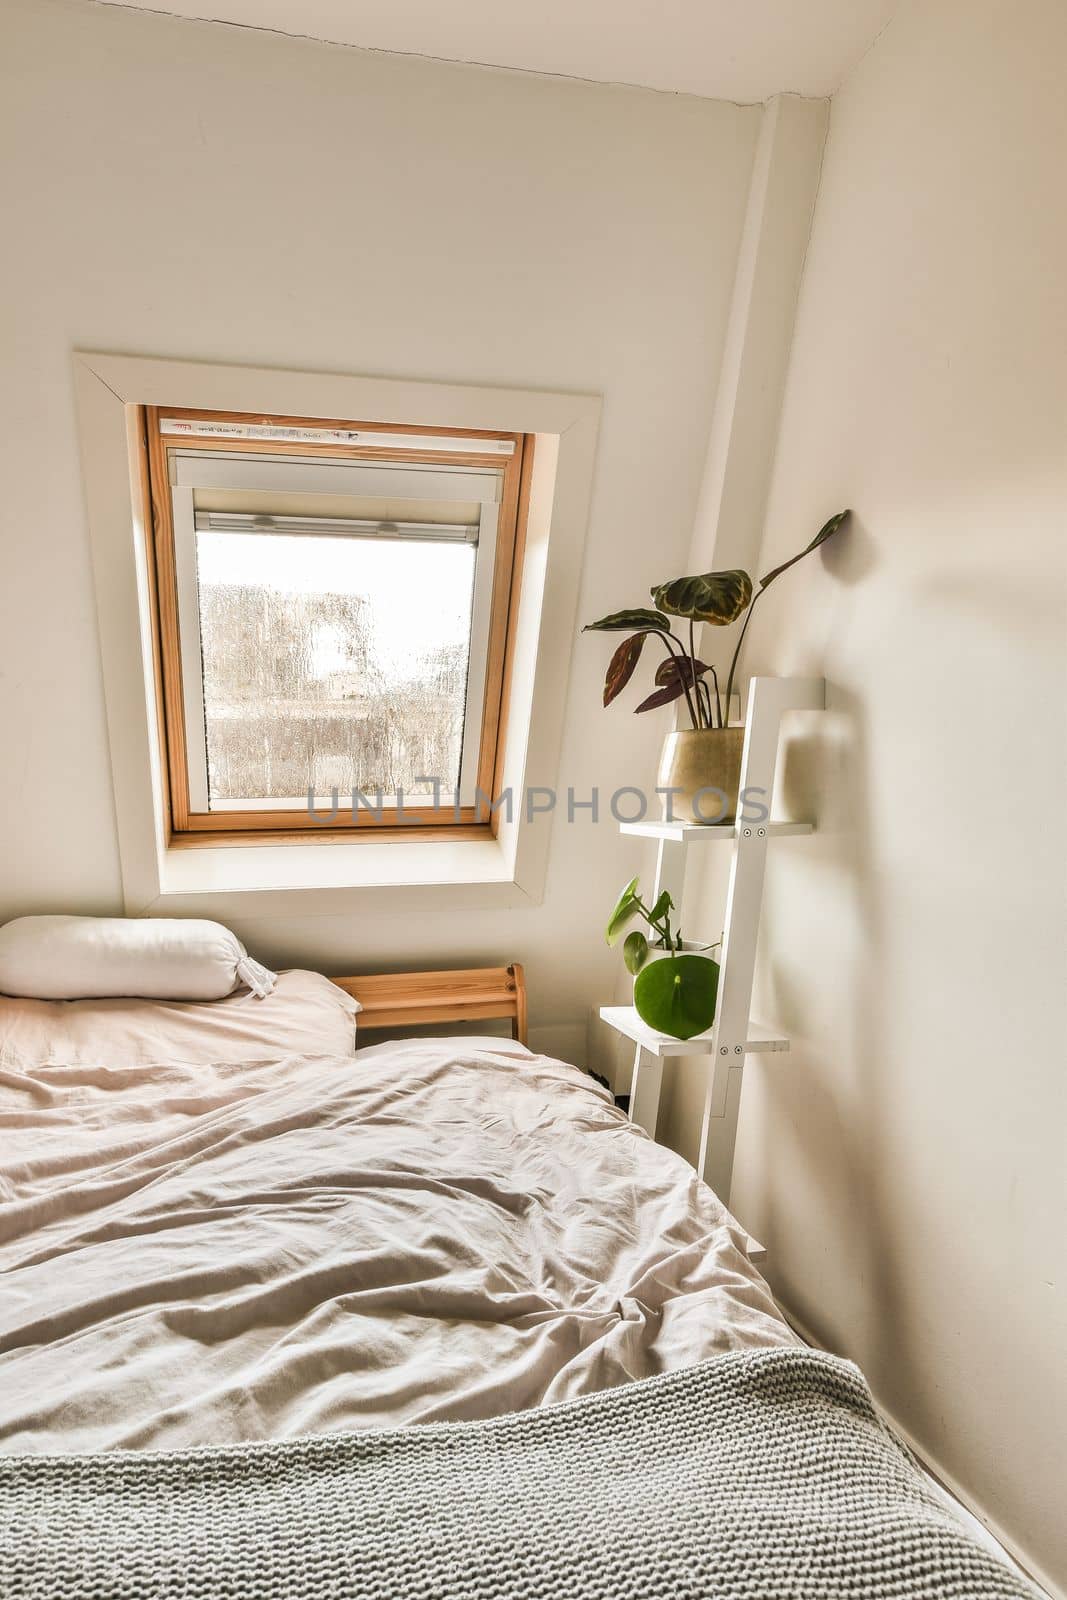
142 406 532 847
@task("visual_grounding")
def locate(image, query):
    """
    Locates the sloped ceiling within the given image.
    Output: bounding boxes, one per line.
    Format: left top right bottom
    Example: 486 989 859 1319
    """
91 0 898 101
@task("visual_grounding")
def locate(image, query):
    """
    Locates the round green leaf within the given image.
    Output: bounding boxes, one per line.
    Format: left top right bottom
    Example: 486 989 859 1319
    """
650 570 752 625
633 954 720 1040
647 889 674 924
623 930 649 975
606 877 641 945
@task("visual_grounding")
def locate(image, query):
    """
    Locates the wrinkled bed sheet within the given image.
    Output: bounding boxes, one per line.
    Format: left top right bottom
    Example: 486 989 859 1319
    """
0 1035 794 1452
0 969 359 1068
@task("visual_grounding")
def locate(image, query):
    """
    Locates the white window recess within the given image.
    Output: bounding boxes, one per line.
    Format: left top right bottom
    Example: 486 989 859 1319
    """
72 351 600 915
599 675 826 1251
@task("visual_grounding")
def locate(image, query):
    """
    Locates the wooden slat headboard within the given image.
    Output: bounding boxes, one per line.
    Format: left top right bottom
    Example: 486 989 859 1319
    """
330 964 527 1044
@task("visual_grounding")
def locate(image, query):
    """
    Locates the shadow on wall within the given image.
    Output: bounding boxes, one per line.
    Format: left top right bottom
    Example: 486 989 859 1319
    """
814 508 878 590
754 676 932 1406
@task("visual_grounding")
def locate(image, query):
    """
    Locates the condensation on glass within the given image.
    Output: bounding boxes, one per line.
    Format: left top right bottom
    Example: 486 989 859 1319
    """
194 528 476 805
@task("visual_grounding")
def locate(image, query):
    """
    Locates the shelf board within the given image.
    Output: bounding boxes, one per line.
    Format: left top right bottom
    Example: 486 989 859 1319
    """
619 819 813 843
599 1006 789 1059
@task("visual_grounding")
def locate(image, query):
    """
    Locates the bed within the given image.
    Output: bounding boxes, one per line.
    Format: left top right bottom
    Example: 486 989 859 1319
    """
0 966 790 1451
0 966 1037 1597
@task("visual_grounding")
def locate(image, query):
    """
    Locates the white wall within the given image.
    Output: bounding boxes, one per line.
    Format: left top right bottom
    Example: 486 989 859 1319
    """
0 0 760 1050
696 0 1066 1587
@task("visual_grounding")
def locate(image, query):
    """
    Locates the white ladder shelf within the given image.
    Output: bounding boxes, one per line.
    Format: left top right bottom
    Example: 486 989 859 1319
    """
599 676 825 1205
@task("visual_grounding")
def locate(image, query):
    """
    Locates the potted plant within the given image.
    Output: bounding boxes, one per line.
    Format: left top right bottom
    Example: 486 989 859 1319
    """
606 877 720 1040
582 511 849 823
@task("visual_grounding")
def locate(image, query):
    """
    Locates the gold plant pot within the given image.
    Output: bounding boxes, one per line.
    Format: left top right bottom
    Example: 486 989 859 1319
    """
657 727 744 824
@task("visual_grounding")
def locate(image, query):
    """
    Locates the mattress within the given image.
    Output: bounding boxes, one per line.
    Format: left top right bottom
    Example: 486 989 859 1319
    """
0 1030 793 1452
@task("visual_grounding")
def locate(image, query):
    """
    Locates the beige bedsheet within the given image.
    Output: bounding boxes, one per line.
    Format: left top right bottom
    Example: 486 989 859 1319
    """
0 1035 794 1452
0 968 359 1067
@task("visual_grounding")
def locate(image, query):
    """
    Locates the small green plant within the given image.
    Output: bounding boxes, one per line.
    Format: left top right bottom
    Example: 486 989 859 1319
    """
607 877 721 1040
582 510 849 728
607 876 680 973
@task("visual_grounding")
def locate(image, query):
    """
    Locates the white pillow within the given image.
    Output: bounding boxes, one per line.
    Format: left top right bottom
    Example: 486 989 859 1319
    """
0 916 277 1003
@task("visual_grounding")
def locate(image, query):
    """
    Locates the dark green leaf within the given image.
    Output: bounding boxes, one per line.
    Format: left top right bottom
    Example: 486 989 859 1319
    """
583 608 671 633
648 889 674 925
650 570 752 625
603 633 646 707
758 510 850 591
606 877 641 945
633 953 720 1040
634 678 687 713
623 930 649 976
654 656 709 688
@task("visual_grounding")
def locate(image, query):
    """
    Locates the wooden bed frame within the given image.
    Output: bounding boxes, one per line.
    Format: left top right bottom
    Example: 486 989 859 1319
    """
330 964 527 1045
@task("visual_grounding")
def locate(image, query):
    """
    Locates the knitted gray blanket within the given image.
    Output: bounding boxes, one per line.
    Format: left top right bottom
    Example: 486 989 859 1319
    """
0 1348 1035 1600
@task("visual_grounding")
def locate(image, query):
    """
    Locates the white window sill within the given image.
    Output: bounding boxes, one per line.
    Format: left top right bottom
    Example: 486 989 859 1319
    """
149 834 533 917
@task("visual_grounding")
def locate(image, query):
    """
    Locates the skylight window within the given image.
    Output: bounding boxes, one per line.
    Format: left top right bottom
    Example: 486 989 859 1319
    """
144 409 529 841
